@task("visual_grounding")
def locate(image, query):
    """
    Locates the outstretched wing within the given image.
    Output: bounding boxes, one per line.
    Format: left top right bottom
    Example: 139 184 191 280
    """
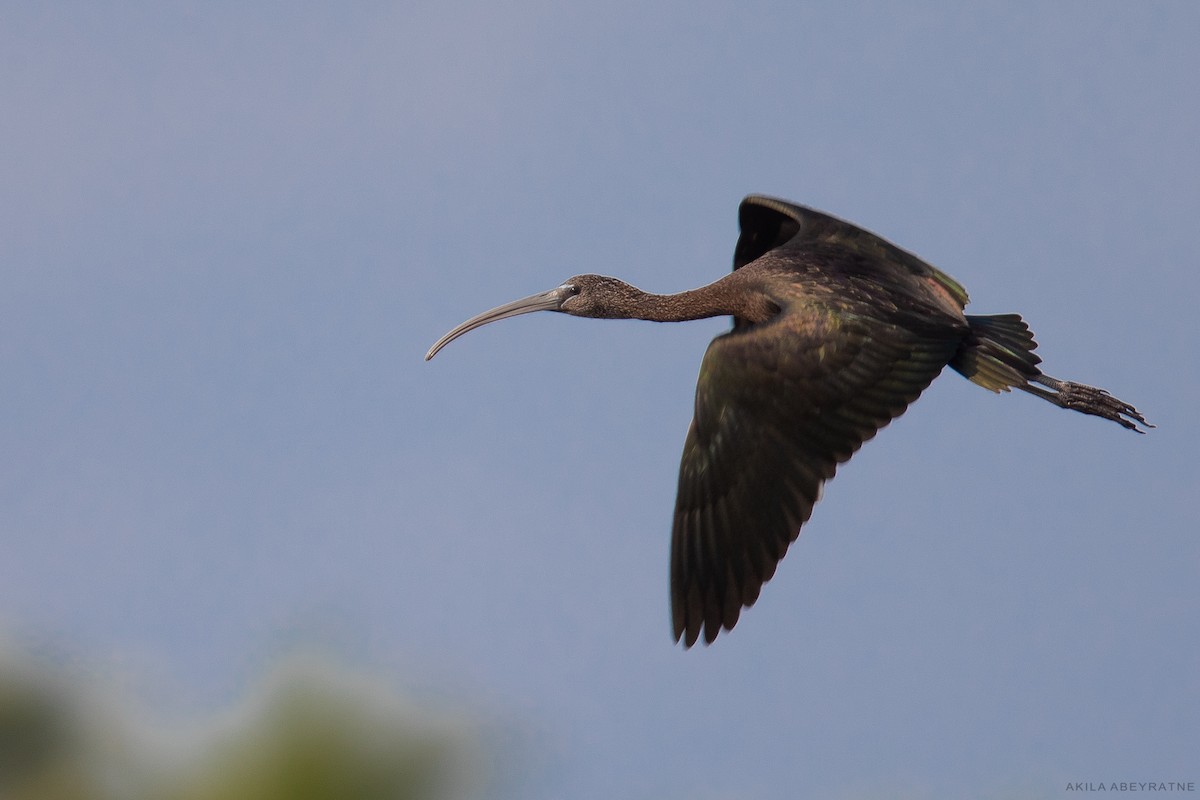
670 301 962 646
734 195 970 314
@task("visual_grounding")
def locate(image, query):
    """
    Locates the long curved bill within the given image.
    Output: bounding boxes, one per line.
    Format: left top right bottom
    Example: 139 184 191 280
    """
425 285 573 360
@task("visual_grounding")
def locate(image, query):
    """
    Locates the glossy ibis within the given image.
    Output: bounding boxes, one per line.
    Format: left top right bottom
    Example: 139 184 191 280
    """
426 195 1150 647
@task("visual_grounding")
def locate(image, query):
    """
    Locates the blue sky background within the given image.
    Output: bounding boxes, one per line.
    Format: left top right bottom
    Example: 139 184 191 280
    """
2 3 1197 797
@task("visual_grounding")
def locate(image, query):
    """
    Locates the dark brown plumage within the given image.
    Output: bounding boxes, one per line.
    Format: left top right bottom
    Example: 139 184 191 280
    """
426 195 1150 647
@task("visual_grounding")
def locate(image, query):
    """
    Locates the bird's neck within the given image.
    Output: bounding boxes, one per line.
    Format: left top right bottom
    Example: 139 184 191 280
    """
629 274 777 324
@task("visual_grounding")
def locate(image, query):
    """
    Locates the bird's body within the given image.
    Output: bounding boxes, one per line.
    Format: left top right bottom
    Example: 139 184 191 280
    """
426 196 1149 647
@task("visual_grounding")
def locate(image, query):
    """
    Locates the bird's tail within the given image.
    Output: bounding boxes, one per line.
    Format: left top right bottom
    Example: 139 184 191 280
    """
950 313 1151 432
950 314 1041 392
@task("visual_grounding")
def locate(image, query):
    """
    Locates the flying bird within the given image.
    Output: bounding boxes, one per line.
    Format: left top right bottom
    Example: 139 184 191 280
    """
426 195 1150 647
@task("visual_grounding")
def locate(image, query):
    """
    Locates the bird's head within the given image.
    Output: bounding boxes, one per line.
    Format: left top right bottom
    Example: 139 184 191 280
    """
425 274 640 360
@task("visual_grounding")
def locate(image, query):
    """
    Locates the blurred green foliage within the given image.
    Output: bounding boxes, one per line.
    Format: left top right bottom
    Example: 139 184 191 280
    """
0 650 478 800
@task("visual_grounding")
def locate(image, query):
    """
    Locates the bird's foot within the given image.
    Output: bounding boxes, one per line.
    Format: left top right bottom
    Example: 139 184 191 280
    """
1030 375 1153 433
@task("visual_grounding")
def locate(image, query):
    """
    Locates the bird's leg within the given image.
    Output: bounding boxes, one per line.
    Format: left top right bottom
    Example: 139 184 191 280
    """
1023 375 1152 433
